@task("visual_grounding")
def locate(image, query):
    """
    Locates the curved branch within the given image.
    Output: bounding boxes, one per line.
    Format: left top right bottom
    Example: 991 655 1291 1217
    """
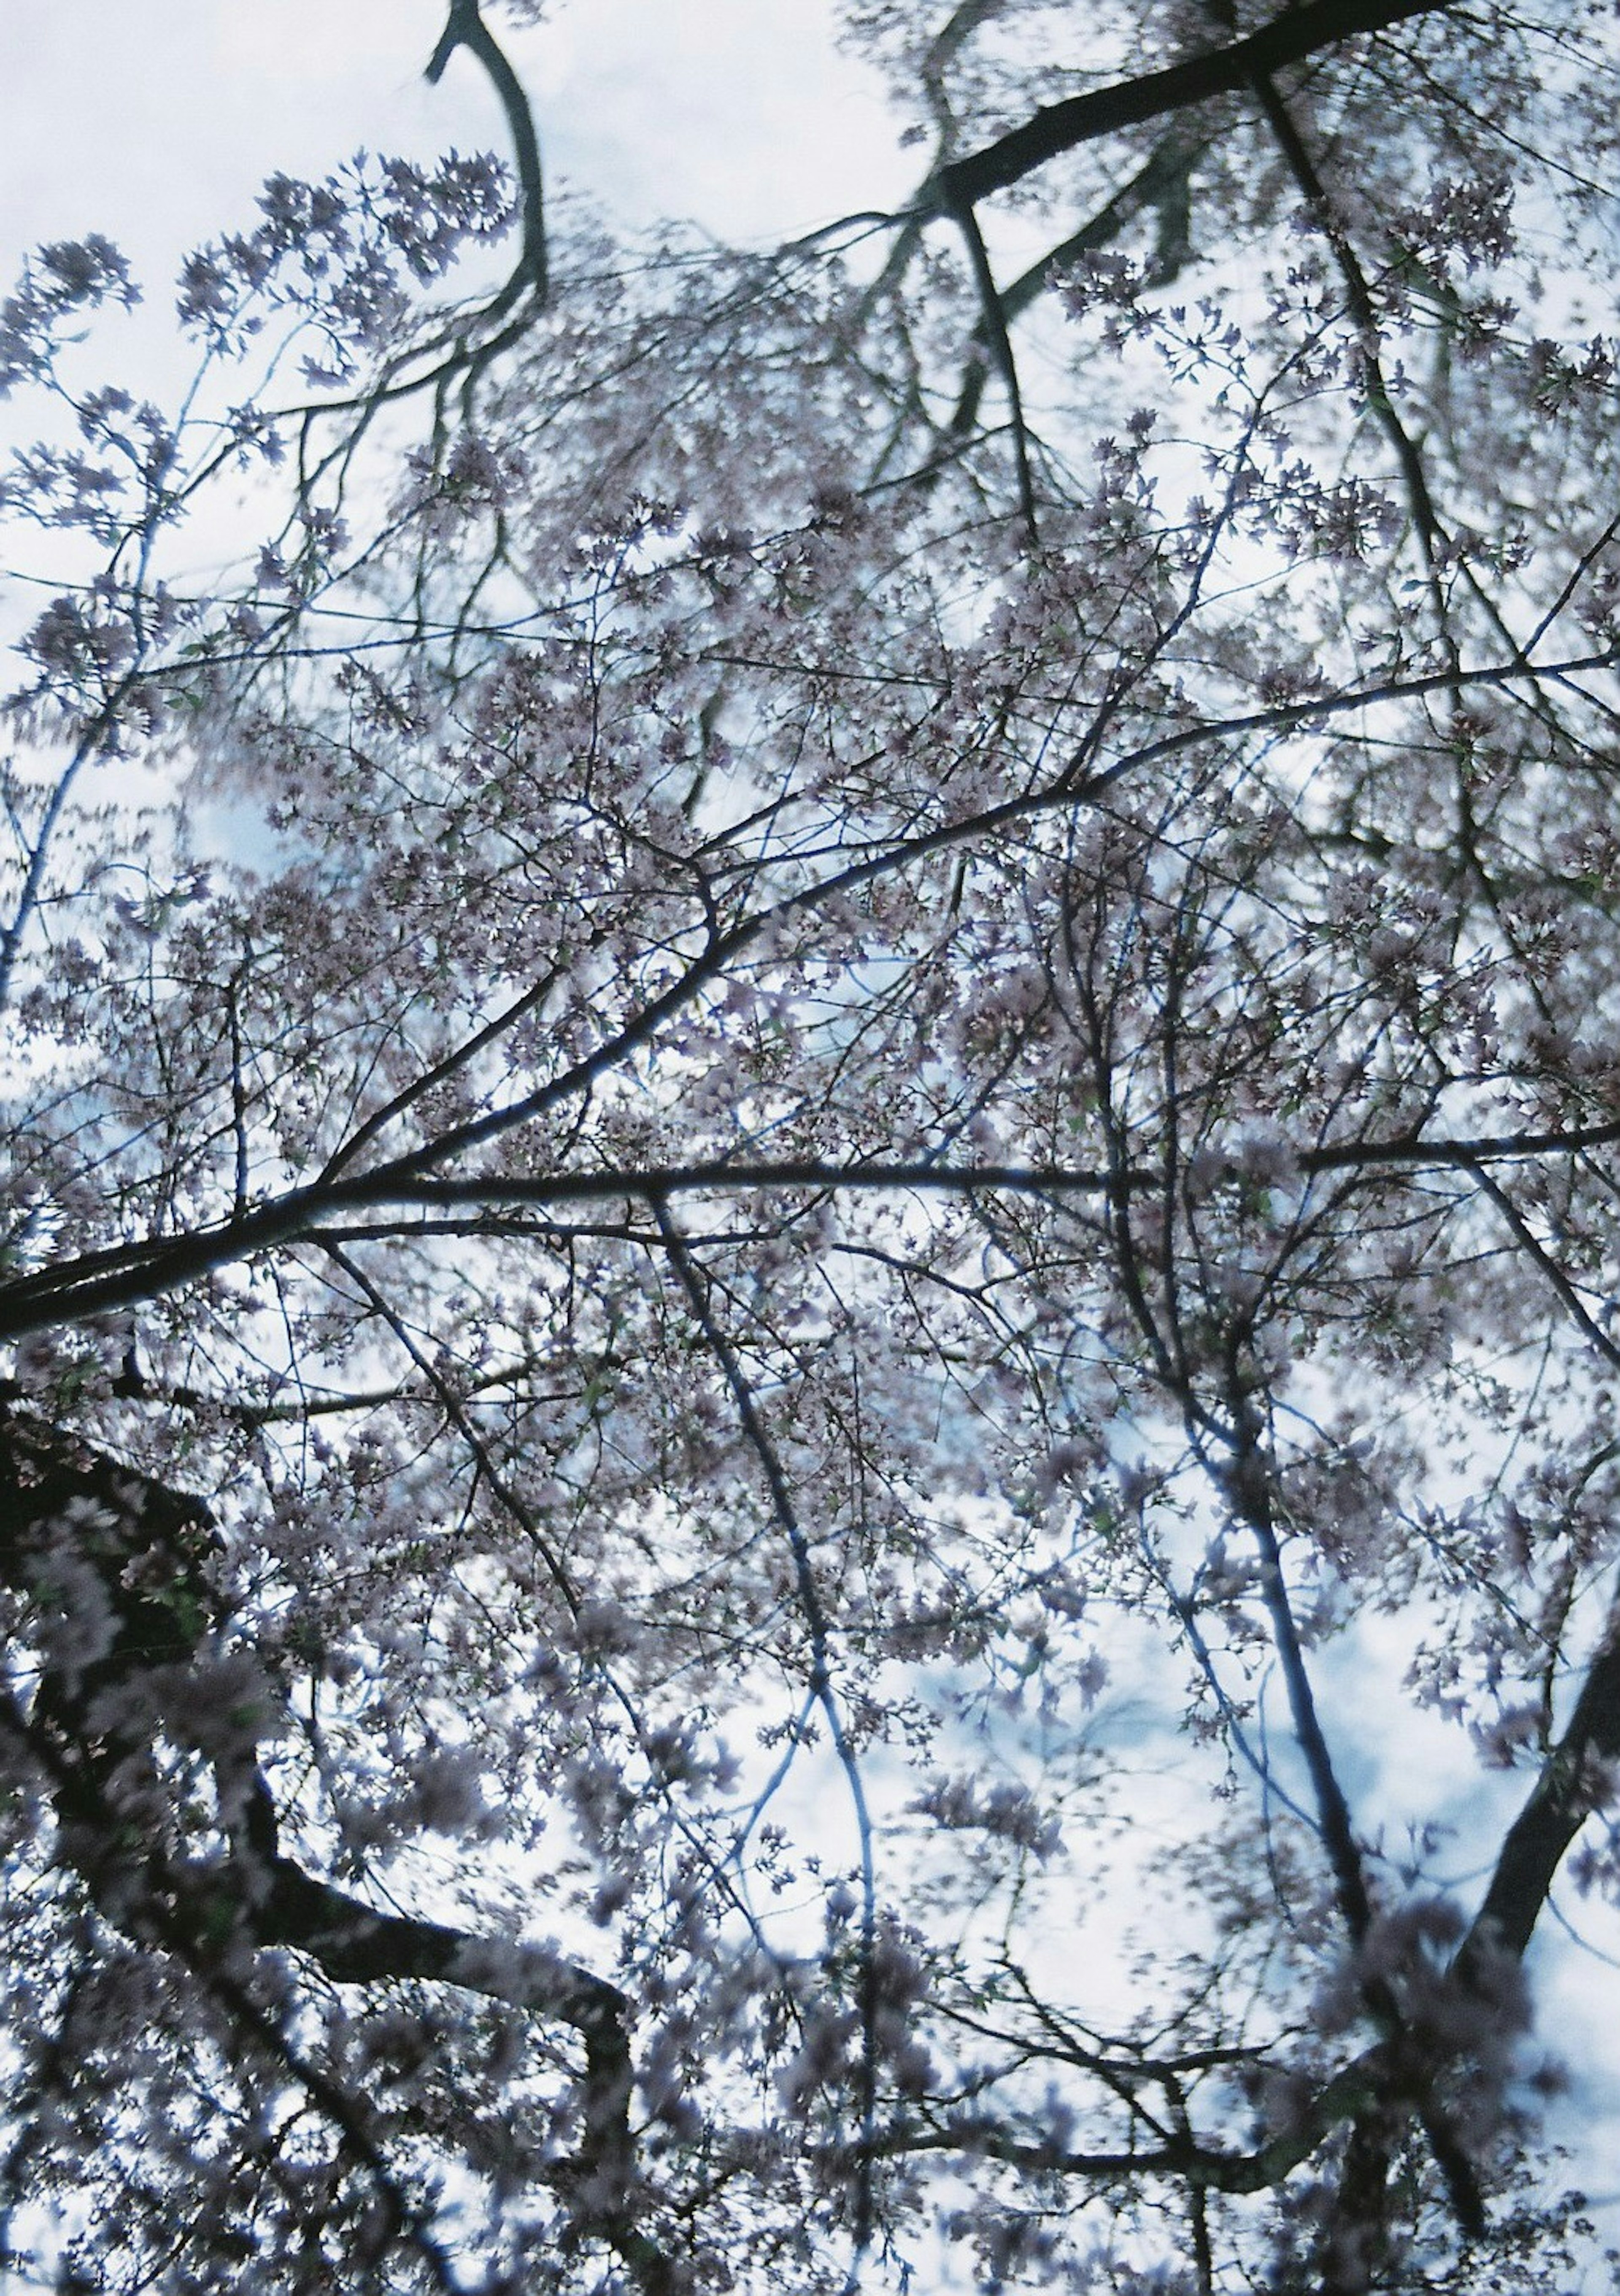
866 2036 1406 2194
427 0 548 306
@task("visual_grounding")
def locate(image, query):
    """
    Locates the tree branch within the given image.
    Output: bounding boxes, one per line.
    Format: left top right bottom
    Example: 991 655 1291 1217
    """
866 2037 1407 2194
934 0 1455 213
1463 1590 1620 1966
934 183 1040 538
426 0 548 305
18 1092 1620 1345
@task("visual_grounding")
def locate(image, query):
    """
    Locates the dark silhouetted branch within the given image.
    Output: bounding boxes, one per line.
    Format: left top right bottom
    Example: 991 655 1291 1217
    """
934 0 1453 212
1464 1594 1620 1965
427 0 548 306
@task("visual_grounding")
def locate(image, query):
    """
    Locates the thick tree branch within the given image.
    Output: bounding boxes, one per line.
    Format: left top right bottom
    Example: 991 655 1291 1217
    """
933 0 1455 213
1463 1591 1620 1965
11 1098 1620 1346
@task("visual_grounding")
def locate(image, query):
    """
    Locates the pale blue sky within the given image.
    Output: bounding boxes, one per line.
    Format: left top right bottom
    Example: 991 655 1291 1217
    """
0 1 911 296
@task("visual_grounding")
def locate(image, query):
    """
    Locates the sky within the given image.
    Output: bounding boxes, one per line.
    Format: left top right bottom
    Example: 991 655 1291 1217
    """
0 1 913 307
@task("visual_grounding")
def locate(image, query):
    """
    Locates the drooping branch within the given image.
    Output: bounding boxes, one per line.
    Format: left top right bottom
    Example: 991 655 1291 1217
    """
653 1201 883 2257
274 0 551 454
1247 72 1446 571
940 189 1040 538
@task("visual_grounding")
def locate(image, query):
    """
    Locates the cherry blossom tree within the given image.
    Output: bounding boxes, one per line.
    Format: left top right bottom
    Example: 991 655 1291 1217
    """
3 2 1620 2290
